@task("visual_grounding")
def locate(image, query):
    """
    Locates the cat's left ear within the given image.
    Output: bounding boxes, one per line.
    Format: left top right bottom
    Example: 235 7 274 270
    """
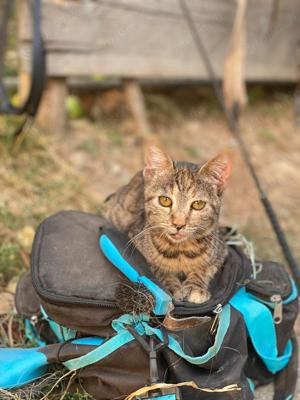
199 153 232 195
143 144 173 180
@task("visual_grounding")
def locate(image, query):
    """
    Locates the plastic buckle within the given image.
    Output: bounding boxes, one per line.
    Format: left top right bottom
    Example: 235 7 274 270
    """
138 387 180 399
125 325 170 386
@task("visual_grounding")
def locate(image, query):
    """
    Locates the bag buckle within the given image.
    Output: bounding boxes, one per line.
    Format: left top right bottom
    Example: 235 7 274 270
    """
125 325 169 385
138 387 180 399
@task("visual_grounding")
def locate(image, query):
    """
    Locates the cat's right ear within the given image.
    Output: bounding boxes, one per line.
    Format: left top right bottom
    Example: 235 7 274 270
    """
143 144 173 180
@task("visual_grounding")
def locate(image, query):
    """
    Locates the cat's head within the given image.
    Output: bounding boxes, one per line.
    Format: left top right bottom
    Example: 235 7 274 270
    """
143 145 231 243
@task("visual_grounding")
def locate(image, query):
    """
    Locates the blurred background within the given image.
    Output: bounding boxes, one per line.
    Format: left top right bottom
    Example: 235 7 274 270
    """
0 1 300 398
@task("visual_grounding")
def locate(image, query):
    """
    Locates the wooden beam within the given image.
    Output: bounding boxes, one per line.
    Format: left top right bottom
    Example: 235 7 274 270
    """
18 0 300 82
37 78 67 133
123 78 151 138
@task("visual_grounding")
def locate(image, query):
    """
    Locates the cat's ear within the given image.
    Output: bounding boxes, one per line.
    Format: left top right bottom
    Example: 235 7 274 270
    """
199 153 232 194
143 144 173 180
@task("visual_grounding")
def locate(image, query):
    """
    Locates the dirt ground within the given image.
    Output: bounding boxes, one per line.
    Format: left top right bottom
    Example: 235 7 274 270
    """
0 85 299 398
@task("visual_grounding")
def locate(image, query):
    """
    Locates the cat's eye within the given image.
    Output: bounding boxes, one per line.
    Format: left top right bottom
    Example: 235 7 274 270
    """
159 196 172 207
191 200 206 210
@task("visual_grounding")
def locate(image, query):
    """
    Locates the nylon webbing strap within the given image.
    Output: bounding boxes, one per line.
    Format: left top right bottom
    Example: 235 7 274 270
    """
230 288 292 374
40 305 76 342
63 305 231 371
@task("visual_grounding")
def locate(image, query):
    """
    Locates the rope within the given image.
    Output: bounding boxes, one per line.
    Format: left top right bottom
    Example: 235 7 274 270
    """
178 0 300 290
225 228 262 279
125 381 241 400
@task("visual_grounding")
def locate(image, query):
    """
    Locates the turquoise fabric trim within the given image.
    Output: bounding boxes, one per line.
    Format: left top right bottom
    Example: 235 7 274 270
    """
40 305 77 342
246 378 255 393
25 319 46 347
284 279 298 304
99 234 172 315
112 307 230 365
142 305 230 365
65 305 231 371
285 395 293 400
229 288 292 374
247 279 298 309
63 330 135 370
147 396 176 400
0 347 48 389
72 337 105 346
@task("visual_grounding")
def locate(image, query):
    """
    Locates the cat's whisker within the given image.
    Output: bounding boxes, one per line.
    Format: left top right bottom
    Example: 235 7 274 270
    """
128 224 165 244
123 224 168 256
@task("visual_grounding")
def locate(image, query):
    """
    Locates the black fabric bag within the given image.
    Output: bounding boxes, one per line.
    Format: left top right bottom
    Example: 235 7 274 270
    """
15 210 298 400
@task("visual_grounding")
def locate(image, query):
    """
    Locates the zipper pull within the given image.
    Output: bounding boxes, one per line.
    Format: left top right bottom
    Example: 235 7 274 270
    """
30 315 39 326
270 294 283 324
210 304 223 335
213 304 223 315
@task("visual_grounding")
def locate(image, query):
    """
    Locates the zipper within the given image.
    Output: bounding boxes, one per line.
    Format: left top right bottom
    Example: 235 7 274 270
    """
32 246 243 314
248 292 283 325
30 315 39 326
32 222 248 315
246 262 292 301
270 294 283 325
32 274 118 309
210 304 223 335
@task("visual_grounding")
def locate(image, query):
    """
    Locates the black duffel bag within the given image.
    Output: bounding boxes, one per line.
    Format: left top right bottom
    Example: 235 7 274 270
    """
15 210 298 400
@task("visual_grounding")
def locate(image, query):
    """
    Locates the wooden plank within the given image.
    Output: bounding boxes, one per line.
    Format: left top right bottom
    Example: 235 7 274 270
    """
19 0 300 81
37 78 67 133
123 78 151 138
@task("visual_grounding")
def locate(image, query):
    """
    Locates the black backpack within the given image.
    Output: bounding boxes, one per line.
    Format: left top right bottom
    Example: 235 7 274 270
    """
13 210 298 400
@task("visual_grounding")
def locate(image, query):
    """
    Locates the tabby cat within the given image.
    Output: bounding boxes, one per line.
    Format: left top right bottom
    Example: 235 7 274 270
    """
104 145 231 304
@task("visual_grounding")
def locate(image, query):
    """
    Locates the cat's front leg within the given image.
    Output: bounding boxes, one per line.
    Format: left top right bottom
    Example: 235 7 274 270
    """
157 273 184 301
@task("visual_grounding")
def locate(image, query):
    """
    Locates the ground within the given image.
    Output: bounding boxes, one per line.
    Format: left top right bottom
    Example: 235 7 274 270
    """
0 85 299 398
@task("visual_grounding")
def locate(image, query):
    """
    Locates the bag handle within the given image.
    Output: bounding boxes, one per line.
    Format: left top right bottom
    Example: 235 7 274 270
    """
0 0 45 139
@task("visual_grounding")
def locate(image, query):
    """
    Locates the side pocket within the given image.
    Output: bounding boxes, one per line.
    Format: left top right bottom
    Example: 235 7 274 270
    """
230 260 298 387
246 261 298 355
230 287 294 375
15 270 41 318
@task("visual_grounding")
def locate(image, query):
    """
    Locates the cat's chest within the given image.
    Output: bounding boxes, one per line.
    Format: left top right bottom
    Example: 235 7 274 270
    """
151 252 207 274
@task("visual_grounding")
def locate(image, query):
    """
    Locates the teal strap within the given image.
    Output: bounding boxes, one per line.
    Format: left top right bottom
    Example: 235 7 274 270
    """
24 319 46 346
136 306 230 365
246 378 255 393
112 306 230 365
99 234 172 315
40 305 77 342
63 330 135 370
64 305 231 371
247 279 298 308
229 288 292 374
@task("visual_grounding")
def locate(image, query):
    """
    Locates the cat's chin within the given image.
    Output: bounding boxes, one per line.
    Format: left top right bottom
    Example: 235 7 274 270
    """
167 232 189 243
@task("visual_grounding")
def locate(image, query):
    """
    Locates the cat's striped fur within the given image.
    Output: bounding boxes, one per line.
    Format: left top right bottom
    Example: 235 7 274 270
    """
104 145 231 303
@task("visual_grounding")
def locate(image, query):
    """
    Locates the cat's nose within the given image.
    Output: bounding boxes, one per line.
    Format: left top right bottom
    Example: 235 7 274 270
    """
174 223 185 231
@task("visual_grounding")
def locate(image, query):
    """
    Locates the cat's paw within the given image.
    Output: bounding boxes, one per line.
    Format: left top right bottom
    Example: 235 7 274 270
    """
187 289 210 304
173 286 193 301
173 288 185 302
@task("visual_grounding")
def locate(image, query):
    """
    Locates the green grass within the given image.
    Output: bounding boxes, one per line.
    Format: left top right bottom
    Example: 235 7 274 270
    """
184 145 200 158
260 129 275 142
106 128 123 146
0 242 24 283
